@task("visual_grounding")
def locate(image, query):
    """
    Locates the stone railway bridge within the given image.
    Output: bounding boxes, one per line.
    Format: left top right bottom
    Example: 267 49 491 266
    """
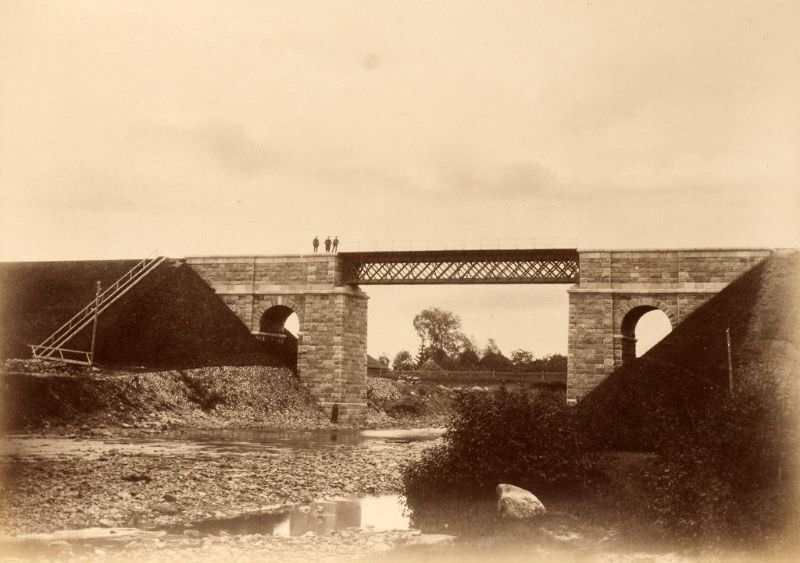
185 248 772 422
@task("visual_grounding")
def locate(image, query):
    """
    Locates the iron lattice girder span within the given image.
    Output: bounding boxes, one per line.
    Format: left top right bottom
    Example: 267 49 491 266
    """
339 249 580 285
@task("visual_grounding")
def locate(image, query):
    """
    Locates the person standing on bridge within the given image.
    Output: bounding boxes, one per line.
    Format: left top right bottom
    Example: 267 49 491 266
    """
313 236 319 253
332 236 339 253
324 236 332 253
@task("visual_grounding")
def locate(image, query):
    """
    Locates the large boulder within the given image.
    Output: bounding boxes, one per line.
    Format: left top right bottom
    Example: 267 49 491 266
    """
496 483 546 519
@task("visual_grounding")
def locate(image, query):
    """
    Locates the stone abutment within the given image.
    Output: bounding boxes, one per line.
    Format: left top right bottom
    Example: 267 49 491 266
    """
185 255 368 423
566 249 772 402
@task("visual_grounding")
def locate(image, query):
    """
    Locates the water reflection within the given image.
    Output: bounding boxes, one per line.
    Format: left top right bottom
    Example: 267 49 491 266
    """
179 495 410 537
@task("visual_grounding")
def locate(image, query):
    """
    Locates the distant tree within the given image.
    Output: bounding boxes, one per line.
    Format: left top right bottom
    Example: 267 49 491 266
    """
479 338 513 372
392 350 415 371
455 335 480 370
531 353 568 373
413 308 463 359
457 348 480 370
414 343 431 369
545 353 568 372
511 349 534 371
480 354 513 372
378 354 391 368
482 338 502 357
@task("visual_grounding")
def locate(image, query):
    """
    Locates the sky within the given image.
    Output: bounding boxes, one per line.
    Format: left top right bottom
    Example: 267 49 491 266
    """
1 1 798 359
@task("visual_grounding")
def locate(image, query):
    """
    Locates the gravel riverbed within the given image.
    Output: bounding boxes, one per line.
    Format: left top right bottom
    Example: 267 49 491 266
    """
0 431 444 562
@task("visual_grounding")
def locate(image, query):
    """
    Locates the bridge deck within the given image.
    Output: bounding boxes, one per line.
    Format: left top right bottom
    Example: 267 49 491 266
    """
339 249 579 285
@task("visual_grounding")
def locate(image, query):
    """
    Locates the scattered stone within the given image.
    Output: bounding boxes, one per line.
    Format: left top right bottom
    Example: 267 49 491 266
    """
541 527 583 543
122 473 152 483
496 483 546 519
152 502 180 515
412 533 456 546
98 518 114 528
163 493 177 502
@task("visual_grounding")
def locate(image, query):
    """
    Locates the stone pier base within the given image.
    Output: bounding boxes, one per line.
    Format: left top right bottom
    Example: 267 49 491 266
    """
320 402 368 425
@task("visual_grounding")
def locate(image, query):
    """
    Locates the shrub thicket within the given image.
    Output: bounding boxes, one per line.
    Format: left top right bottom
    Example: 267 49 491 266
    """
402 388 598 501
401 378 797 546
640 379 798 546
401 253 799 546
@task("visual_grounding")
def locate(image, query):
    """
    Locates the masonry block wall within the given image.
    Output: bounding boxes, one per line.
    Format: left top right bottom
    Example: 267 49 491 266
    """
567 249 773 403
185 255 368 423
298 292 368 421
185 248 774 414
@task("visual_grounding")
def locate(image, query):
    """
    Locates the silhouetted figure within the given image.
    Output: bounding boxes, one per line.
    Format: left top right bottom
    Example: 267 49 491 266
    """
324 236 332 253
313 236 319 253
332 236 339 253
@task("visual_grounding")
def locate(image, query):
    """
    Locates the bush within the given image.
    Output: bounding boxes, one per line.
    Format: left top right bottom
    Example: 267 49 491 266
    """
384 397 424 417
640 379 798 546
402 388 598 501
179 372 225 411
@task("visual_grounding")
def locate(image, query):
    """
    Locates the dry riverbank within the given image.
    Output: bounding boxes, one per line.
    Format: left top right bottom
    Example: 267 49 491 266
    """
0 361 465 434
0 432 433 536
0 430 451 562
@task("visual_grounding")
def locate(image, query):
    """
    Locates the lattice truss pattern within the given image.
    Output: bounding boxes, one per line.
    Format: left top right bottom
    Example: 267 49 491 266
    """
344 254 579 284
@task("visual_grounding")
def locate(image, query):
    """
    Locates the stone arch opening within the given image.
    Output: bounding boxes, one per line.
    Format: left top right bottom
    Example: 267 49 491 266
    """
620 305 672 363
260 305 294 333
259 305 300 372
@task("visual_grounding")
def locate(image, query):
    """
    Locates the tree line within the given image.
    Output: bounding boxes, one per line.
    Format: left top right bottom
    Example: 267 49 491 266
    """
378 307 567 373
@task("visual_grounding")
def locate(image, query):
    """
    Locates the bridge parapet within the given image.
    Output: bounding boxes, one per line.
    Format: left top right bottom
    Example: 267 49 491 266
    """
185 255 344 293
576 249 772 290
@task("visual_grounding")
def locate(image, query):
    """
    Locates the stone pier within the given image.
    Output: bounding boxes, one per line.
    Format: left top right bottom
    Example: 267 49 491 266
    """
185 255 368 423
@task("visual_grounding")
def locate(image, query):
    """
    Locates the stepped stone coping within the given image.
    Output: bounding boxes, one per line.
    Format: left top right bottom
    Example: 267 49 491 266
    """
569 284 729 293
577 248 775 254
207 285 367 296
185 255 338 263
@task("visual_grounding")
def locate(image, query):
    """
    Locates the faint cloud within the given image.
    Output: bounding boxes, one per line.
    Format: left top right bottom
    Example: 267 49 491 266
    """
137 119 272 178
499 162 558 197
362 52 381 70
4 169 149 213
432 158 563 201
202 122 272 177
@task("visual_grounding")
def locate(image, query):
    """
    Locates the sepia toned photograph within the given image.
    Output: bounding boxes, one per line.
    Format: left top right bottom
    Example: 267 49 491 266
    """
1 1 798 562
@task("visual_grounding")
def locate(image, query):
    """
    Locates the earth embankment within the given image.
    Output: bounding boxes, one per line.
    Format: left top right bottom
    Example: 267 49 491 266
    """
0 260 279 368
1 362 324 432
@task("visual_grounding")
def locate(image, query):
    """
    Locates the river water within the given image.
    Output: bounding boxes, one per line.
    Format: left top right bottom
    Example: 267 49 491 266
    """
2 427 444 459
